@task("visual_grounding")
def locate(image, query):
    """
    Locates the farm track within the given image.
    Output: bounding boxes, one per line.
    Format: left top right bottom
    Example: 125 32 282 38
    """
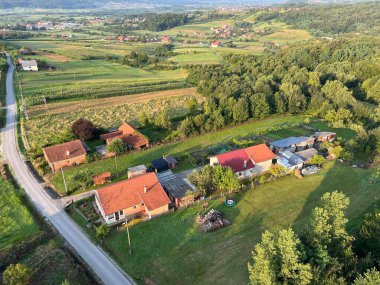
28 87 198 117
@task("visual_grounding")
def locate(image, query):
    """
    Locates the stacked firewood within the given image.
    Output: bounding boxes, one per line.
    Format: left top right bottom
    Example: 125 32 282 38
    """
197 209 230 233
0 162 10 180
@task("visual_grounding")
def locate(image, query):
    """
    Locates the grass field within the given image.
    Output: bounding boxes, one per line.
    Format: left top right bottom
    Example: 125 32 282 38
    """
51 115 305 194
92 161 380 285
259 29 312 43
0 178 40 250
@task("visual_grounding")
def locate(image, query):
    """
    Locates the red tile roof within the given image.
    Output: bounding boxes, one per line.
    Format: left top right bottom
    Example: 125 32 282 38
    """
100 122 149 149
43 140 87 163
245 144 276 163
118 122 136 135
96 172 170 215
215 149 254 172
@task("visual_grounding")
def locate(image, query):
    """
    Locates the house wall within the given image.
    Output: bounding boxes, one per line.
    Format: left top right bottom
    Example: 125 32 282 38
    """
209 156 219 166
177 195 194 207
235 167 255 179
22 66 38 71
148 204 169 218
123 203 146 217
128 170 146 178
49 155 86 172
251 160 273 175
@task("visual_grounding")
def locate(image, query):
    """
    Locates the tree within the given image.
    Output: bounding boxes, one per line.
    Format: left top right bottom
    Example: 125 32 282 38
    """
354 268 380 285
322 80 355 108
67 169 93 192
279 83 306 114
233 97 250 123
307 191 354 267
107 138 125 155
188 166 215 196
250 93 270 119
310 155 325 166
248 229 312 285
154 110 172 130
356 209 380 259
137 111 152 127
96 224 110 241
213 165 240 193
71 118 96 140
3 263 32 285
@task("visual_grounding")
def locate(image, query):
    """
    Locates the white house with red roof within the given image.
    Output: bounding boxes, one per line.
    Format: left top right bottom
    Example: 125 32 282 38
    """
95 172 171 225
209 144 275 178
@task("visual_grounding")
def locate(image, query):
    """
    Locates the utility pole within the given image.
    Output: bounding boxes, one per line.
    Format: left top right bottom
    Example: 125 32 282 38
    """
61 167 68 194
126 219 132 255
114 155 118 178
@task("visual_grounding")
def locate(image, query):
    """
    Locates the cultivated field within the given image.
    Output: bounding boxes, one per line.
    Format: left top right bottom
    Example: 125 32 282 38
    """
24 89 200 150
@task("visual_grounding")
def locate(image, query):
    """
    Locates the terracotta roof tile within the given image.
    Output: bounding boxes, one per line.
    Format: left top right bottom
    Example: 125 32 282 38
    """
245 144 276 163
96 172 170 215
43 140 87 163
215 149 254 172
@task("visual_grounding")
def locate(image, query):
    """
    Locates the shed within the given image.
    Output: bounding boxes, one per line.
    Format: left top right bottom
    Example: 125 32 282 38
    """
164 156 178 169
151 158 169 172
128 165 147 178
93 172 111 186
295 148 319 163
157 170 195 208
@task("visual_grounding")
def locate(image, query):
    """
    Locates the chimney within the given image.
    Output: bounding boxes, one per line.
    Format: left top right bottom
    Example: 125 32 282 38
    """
243 160 247 169
144 185 147 193
66 149 70 156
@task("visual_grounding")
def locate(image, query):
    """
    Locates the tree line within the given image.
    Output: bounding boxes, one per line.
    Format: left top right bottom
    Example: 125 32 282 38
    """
248 191 380 285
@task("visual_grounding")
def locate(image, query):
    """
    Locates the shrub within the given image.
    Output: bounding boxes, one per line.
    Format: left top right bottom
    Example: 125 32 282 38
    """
71 118 97 141
3 263 32 285
107 138 126 155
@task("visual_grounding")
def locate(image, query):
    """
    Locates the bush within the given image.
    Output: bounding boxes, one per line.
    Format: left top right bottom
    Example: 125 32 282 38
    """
71 118 96 141
106 138 126 155
3 263 32 285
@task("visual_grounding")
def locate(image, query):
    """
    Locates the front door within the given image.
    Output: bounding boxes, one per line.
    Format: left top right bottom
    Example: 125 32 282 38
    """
115 211 119 220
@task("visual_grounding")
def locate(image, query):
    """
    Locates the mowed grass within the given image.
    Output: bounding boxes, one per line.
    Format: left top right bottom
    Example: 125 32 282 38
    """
51 115 305 194
103 161 380 285
0 178 40 250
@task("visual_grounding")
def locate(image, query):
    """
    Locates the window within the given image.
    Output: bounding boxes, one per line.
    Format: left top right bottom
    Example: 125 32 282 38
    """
133 205 137 209
119 210 123 215
107 214 114 220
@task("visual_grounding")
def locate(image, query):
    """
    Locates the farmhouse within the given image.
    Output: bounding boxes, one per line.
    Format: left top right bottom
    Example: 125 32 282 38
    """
270 136 315 154
21 60 38 71
209 143 275 178
211 40 222 48
95 172 171 225
100 122 149 150
157 170 196 208
43 140 87 172
161 36 172 43
313 131 336 142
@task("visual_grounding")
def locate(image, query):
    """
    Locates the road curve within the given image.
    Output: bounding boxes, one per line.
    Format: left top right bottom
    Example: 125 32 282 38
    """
1 55 135 285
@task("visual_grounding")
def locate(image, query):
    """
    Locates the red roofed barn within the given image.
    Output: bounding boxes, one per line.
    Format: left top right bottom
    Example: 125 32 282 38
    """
100 122 149 150
209 143 275 178
43 140 87 172
95 172 171 224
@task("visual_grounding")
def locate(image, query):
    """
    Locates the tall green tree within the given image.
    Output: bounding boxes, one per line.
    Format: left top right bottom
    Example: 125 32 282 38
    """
248 229 312 285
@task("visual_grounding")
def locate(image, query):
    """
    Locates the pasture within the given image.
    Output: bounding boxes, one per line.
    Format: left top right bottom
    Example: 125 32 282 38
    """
89 161 379 285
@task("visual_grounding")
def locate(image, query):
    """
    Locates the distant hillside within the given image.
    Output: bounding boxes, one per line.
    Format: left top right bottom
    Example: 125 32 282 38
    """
0 0 373 9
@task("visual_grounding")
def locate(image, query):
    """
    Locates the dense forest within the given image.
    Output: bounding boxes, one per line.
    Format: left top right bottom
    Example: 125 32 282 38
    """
170 37 380 159
263 2 380 36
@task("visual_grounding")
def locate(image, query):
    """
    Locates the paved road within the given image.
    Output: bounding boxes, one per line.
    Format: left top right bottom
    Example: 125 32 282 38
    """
1 55 135 285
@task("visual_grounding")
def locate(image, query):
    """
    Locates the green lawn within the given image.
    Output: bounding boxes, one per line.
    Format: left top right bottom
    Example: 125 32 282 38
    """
52 115 305 195
100 161 379 285
0 178 40 250
307 121 357 140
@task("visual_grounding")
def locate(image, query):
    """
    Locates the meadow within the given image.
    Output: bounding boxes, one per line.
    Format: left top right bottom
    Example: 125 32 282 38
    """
71 161 379 285
0 178 40 250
